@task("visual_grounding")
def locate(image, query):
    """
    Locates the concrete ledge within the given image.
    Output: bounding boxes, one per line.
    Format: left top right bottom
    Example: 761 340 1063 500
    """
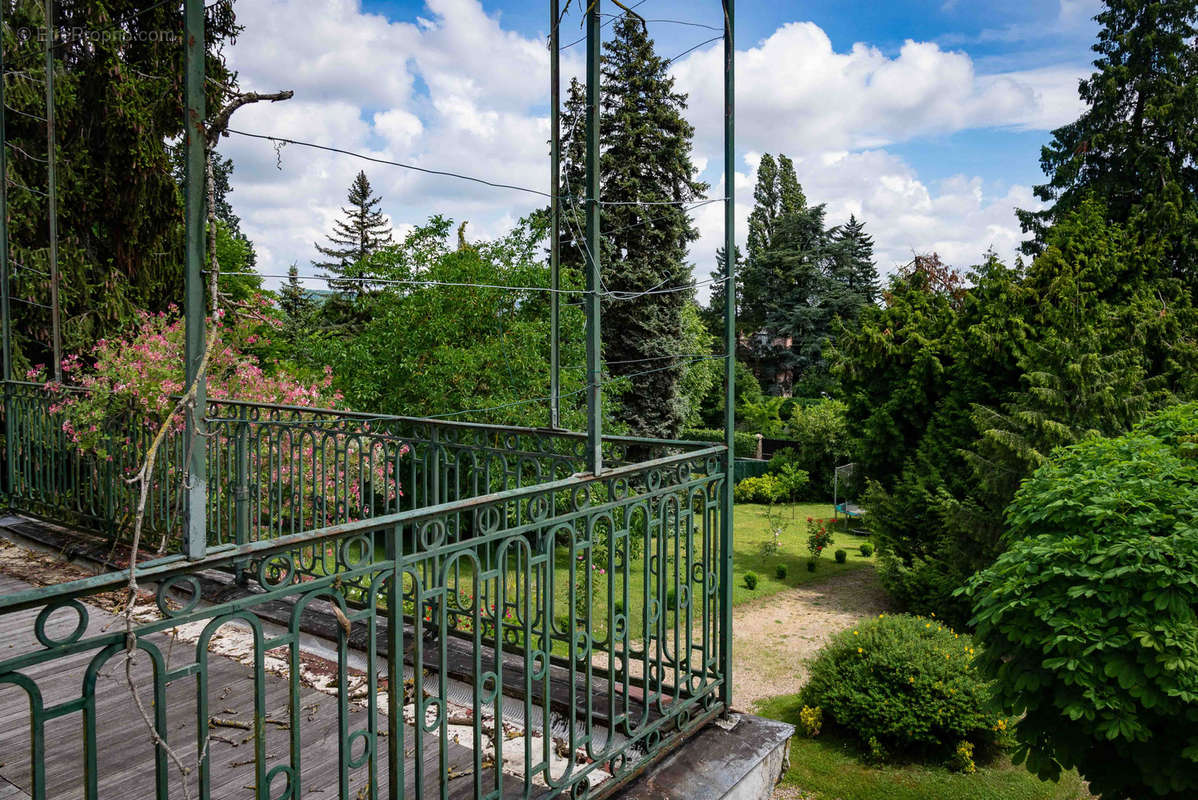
611 713 794 800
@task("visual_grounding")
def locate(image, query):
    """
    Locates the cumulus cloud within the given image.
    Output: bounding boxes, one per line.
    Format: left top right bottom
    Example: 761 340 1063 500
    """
219 0 1079 299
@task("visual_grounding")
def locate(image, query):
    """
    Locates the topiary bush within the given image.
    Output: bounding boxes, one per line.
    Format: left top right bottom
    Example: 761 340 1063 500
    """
775 563 788 580
834 549 847 564
743 571 758 590
964 403 1198 800
859 543 874 557
799 613 1009 764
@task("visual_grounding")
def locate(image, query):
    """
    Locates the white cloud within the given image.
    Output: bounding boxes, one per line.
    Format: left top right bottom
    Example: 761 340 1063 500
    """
220 1 1076 304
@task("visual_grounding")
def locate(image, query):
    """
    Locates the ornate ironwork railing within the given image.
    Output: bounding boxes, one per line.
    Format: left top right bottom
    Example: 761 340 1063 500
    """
0 443 731 799
0 381 707 553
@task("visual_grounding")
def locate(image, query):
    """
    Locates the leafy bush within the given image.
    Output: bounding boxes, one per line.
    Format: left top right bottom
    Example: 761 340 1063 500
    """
744 571 759 590
734 474 786 504
782 397 852 495
775 563 788 580
964 403 1198 800
834 548 847 564
799 613 1009 764
682 428 758 459
859 543 874 557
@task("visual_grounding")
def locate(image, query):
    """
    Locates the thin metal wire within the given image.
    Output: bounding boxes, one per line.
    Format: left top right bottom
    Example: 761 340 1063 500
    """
664 35 723 64
12 297 52 309
5 178 48 197
213 271 586 295
4 142 47 163
225 129 557 199
9 260 50 277
601 15 723 32
4 105 47 123
560 0 648 49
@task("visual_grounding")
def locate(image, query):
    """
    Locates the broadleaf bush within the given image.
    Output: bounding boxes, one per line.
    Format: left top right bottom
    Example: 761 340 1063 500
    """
964 403 1198 800
799 613 1010 765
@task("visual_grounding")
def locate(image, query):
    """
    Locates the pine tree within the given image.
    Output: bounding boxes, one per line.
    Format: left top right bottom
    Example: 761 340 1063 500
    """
1017 0 1198 291
279 264 315 342
558 16 708 438
830 215 879 307
704 244 742 337
314 171 394 297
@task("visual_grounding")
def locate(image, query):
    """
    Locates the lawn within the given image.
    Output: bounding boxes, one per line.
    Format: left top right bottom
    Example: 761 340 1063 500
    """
755 693 1092 800
728 501 873 606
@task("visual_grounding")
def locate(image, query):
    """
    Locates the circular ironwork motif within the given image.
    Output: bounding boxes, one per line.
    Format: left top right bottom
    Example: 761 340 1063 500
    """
34 599 88 648
157 574 202 617
266 764 294 800
345 729 373 769
257 553 296 589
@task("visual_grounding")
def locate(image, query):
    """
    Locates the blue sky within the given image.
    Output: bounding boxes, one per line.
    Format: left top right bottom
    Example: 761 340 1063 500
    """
221 0 1102 292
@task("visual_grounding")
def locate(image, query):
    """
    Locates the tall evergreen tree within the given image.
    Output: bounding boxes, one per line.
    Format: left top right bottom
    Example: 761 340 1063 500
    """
1 1 240 367
829 215 879 307
279 264 315 343
704 244 742 337
1017 0 1198 291
314 171 394 297
740 154 806 333
558 16 707 438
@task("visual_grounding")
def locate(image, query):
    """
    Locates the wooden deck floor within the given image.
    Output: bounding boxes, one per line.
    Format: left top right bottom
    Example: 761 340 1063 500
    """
0 573 511 800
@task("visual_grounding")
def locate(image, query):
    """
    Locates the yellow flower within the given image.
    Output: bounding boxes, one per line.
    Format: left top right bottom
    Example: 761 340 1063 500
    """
931 612 936 617
909 677 915 683
853 630 859 635
857 647 864 654
925 622 931 628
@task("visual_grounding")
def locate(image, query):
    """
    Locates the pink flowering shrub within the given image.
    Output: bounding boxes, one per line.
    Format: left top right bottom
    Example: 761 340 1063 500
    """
29 295 407 539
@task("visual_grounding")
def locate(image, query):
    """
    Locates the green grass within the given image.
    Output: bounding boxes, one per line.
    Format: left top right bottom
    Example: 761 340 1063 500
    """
755 693 1091 800
729 502 873 606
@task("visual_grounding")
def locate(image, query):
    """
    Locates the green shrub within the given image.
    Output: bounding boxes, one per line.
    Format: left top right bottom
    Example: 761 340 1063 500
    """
782 397 851 495
734 474 786 504
799 613 1009 764
775 563 788 580
682 428 758 459
834 549 847 563
806 559 816 572
859 543 874 557
964 403 1198 800
744 571 759 590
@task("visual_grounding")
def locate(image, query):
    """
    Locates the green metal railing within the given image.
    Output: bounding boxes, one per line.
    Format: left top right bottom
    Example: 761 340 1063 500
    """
0 381 704 553
0 437 730 799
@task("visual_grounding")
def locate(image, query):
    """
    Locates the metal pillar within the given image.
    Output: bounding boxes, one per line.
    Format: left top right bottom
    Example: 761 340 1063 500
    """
183 0 207 559
44 0 61 383
719 0 736 710
549 0 561 430
584 0 602 475
0 30 14 500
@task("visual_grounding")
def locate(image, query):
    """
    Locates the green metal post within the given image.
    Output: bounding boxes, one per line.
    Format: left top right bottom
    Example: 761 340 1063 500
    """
44 0 61 384
584 0 602 475
183 0 207 559
720 0 736 710
234 405 249 582
549 0 561 430
0 32 13 501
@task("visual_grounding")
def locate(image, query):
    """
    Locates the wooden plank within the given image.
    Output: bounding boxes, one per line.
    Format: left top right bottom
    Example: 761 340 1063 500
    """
0 574 537 800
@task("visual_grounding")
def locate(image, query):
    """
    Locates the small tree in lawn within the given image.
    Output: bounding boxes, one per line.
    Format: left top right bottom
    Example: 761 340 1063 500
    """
314 170 394 299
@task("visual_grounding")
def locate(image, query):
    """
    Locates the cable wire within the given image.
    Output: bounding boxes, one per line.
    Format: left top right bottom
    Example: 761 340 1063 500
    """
225 129 556 199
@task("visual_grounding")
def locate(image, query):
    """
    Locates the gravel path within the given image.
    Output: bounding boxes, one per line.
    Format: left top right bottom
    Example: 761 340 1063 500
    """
732 567 891 712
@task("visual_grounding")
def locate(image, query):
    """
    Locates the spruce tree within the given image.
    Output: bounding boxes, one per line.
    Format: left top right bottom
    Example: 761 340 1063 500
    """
1017 0 1198 291
740 154 806 333
279 264 315 343
830 215 879 307
558 16 708 438
314 171 394 297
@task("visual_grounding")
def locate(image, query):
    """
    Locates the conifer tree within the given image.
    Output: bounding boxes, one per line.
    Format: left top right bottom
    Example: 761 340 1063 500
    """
558 16 708 438
314 171 394 297
1017 0 1198 291
279 264 315 343
829 215 879 307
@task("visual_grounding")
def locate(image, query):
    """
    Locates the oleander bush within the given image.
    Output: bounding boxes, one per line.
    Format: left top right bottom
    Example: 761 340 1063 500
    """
964 403 1198 800
799 613 1010 765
